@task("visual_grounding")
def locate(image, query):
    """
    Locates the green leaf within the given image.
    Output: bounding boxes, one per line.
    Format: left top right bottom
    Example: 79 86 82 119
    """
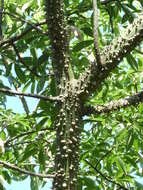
38 148 45 169
15 64 26 83
2 171 11 184
37 52 49 65
36 77 45 93
126 130 134 151
30 48 37 59
36 117 48 130
81 27 93 37
21 144 37 162
126 53 138 71
30 177 39 190
117 157 126 174
73 40 93 52
31 81 35 93
83 176 96 189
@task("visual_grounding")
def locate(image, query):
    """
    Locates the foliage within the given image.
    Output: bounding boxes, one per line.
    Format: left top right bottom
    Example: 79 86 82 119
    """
0 0 143 189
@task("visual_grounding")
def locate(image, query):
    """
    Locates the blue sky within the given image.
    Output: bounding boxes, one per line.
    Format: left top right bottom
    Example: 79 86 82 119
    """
6 177 52 190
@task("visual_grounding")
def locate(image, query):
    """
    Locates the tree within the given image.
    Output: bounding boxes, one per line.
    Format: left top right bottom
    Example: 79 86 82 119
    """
0 0 143 189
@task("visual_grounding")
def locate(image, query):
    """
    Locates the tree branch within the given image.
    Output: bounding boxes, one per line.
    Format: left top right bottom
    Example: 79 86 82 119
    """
3 11 47 35
0 21 46 49
93 0 101 66
0 160 54 178
100 0 115 5
95 147 114 168
19 96 30 115
0 87 61 101
13 84 30 116
79 13 143 100
5 127 54 145
83 90 143 115
84 159 128 190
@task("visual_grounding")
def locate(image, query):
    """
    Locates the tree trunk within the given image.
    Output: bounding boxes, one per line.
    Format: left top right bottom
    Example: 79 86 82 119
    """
45 1 82 189
53 81 82 189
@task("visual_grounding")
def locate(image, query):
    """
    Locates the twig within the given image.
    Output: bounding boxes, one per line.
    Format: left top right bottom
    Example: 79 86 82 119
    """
0 21 46 48
0 160 54 178
95 147 114 168
93 0 101 66
84 159 128 190
100 0 114 5
19 96 30 115
3 11 47 35
5 127 54 145
13 81 30 116
12 43 40 77
0 87 61 101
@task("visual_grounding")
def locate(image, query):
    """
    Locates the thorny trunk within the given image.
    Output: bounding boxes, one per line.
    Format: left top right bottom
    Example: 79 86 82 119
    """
45 0 82 189
53 83 82 190
45 0 143 189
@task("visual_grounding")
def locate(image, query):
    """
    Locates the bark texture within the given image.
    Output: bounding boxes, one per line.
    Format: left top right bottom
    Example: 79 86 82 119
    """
45 1 82 189
45 1 143 189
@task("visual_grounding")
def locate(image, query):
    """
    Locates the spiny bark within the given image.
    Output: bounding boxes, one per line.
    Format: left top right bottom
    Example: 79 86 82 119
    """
54 81 82 190
83 90 143 115
45 0 71 88
45 1 81 189
45 1 143 189
80 13 143 101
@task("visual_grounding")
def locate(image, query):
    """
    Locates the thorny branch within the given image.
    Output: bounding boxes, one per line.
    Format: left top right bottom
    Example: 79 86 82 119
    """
0 160 54 178
0 87 61 101
84 159 128 190
83 90 143 115
81 13 143 101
